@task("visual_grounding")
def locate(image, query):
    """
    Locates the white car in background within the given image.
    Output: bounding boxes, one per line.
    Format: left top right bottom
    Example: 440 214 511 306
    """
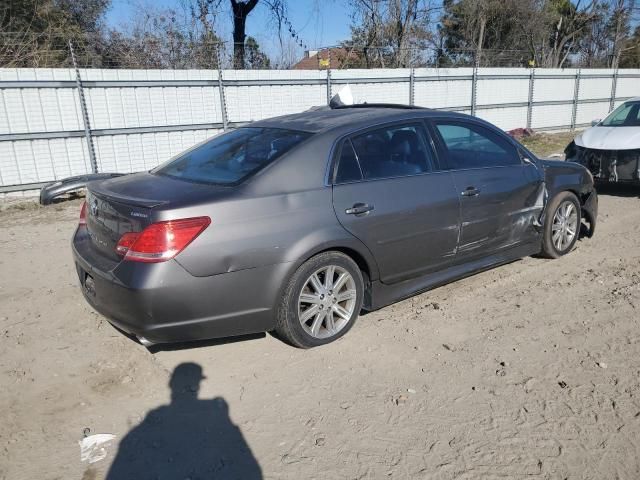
565 97 640 183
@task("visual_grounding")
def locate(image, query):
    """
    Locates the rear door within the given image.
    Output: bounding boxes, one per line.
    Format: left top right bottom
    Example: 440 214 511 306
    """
331 122 460 284
429 119 543 259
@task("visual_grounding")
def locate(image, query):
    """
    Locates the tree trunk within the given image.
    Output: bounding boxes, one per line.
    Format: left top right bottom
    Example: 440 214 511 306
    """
232 14 247 68
231 0 259 69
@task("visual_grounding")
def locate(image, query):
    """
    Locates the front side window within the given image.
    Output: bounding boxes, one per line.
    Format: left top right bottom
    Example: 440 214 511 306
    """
434 122 519 169
153 127 311 185
339 124 432 181
601 101 640 127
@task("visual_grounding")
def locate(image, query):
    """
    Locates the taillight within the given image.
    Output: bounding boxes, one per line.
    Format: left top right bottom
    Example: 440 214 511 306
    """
116 217 210 263
79 201 87 226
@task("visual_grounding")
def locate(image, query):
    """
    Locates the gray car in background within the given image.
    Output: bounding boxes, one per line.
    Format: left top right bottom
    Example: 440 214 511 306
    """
72 105 597 348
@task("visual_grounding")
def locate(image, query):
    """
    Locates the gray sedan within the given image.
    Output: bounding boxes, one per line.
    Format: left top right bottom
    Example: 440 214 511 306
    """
72 105 597 348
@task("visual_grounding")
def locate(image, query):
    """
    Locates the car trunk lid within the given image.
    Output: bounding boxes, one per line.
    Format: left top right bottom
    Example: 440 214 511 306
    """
84 172 234 262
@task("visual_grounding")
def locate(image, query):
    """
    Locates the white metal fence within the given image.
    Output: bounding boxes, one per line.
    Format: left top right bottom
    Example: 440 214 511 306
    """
1 66 639 193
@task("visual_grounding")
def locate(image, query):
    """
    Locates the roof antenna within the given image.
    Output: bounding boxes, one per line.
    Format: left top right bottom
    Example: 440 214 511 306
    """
329 85 354 109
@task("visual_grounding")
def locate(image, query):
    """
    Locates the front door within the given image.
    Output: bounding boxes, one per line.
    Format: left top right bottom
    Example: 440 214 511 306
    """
430 120 543 259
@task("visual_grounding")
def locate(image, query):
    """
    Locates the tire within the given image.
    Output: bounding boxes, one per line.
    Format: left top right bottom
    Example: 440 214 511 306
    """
541 191 581 259
275 251 364 348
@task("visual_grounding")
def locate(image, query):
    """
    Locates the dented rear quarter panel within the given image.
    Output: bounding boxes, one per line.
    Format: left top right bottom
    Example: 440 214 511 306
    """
160 133 380 280
170 187 361 277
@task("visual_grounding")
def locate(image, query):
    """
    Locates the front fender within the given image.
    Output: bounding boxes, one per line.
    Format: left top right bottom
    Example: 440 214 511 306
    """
538 159 597 236
538 159 593 198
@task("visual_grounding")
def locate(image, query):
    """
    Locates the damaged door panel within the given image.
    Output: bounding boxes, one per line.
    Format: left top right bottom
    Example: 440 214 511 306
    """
430 120 544 259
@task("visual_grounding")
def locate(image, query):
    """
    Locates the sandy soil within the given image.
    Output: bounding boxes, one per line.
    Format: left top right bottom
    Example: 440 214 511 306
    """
1 182 640 480
520 131 579 158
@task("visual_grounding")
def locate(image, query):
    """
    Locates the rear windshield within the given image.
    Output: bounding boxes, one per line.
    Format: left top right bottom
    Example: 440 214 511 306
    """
601 101 640 127
153 127 311 185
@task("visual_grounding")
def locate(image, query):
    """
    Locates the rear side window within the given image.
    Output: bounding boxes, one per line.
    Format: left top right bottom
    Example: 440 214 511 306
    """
153 127 311 185
434 122 519 169
339 124 432 181
335 140 363 183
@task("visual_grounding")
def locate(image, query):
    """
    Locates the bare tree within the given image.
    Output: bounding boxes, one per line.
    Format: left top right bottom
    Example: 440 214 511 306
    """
271 35 300 68
348 0 386 67
440 0 525 67
0 0 109 67
348 0 434 67
523 0 601 68
608 0 636 68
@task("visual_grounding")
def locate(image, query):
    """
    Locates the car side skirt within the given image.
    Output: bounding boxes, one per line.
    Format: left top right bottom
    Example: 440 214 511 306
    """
368 241 541 311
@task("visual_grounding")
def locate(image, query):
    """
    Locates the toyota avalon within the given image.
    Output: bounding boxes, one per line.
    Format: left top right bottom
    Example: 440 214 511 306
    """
72 104 597 348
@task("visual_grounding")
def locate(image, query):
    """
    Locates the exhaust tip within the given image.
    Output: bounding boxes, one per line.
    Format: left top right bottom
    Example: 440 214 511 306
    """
137 336 154 348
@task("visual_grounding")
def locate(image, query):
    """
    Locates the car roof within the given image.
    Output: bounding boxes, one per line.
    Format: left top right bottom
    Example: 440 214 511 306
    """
249 106 464 134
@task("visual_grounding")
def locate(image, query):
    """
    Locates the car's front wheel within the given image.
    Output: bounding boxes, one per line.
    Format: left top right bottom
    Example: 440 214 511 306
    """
541 191 581 258
275 251 364 348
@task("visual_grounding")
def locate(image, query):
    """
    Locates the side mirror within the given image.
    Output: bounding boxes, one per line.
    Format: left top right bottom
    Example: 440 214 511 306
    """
591 119 601 126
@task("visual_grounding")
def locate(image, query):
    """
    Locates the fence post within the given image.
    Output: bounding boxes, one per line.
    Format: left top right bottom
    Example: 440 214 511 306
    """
215 45 229 131
609 66 619 113
326 50 332 105
570 68 581 130
69 40 97 174
470 55 479 116
409 67 415 106
526 68 535 129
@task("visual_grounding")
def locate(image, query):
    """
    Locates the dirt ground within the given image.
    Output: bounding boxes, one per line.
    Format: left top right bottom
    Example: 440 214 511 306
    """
2 144 640 479
520 131 578 158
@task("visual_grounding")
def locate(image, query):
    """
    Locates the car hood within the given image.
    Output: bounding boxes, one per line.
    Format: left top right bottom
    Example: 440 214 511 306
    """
574 126 640 150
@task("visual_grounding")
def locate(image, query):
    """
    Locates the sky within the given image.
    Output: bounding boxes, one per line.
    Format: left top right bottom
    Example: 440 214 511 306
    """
105 0 354 60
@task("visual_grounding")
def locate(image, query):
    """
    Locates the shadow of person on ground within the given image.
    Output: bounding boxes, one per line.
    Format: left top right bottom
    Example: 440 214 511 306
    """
106 362 262 480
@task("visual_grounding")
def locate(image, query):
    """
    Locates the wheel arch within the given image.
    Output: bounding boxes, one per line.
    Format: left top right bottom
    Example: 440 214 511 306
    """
283 238 379 311
555 187 596 237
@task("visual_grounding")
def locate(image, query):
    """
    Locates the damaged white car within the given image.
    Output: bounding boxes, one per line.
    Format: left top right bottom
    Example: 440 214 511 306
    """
565 98 640 183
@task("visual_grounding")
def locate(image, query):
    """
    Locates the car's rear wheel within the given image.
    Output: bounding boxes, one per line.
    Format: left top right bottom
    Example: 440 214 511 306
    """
541 191 581 258
275 251 364 348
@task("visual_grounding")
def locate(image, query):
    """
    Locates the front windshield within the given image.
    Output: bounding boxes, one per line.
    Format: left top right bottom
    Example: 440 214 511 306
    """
153 127 311 185
601 101 640 127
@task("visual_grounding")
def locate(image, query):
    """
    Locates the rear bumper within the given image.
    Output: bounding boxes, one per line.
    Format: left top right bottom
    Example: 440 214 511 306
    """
39 173 124 205
72 227 291 344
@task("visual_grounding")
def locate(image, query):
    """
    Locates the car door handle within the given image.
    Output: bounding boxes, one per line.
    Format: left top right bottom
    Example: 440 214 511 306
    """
461 186 481 197
345 203 374 215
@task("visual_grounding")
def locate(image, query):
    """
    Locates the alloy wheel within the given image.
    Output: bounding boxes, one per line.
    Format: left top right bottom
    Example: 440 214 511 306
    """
551 200 578 251
298 265 357 339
